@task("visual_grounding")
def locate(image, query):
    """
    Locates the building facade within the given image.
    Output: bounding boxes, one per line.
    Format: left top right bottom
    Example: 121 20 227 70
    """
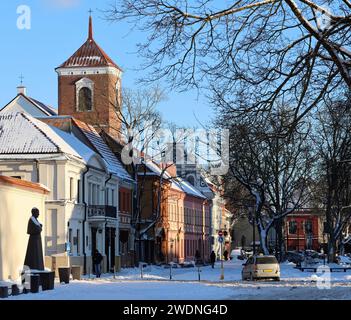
0 113 121 274
0 176 49 281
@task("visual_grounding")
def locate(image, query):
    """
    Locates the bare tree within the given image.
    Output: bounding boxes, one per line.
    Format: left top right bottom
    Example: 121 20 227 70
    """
313 98 351 262
105 1 351 125
219 105 313 257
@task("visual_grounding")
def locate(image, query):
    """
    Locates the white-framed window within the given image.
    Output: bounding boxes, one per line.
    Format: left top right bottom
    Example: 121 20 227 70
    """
75 78 94 112
88 182 101 205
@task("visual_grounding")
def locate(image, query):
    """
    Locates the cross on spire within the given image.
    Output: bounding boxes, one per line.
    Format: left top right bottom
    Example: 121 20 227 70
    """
19 74 24 86
88 8 93 16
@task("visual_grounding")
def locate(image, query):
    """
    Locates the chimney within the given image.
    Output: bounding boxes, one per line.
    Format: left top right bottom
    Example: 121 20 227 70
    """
17 86 27 96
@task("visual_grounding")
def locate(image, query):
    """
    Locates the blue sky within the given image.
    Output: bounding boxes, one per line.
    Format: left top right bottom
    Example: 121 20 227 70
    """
0 0 213 127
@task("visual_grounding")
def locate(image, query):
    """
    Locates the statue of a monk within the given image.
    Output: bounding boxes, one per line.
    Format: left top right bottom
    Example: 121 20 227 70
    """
24 208 44 271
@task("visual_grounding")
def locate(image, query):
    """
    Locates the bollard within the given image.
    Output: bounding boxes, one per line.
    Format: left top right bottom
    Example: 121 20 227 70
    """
198 267 201 282
170 264 173 280
30 274 40 294
11 284 20 296
58 267 70 284
0 286 8 299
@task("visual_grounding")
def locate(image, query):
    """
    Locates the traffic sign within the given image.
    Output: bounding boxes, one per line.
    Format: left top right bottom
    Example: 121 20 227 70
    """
218 230 223 237
218 236 224 243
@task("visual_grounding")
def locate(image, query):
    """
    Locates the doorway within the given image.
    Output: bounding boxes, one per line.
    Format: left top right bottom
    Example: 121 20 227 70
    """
105 227 116 272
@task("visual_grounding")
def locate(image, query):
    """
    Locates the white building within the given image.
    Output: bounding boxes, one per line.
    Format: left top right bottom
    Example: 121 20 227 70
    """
0 113 123 274
0 86 57 117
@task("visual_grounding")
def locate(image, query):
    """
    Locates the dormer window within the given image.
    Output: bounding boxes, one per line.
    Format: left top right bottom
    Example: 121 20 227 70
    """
75 78 94 112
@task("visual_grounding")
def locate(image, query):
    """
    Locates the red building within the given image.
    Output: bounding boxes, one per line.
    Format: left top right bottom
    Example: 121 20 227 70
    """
285 210 323 251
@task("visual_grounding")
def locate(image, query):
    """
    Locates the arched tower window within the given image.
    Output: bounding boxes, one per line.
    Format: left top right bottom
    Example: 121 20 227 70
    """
75 77 94 112
78 87 92 111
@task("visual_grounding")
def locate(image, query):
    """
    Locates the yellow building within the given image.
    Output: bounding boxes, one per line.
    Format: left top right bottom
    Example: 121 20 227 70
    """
0 176 49 281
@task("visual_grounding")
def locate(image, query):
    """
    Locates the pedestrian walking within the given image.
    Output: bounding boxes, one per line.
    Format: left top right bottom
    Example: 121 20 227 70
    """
93 249 103 278
195 250 201 265
210 251 216 269
223 250 229 261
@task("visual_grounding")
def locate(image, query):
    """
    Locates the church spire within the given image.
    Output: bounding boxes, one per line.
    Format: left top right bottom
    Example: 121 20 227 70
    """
88 10 93 40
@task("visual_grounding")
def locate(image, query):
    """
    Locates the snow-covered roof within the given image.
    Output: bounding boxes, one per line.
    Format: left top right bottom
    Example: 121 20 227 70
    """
142 160 207 199
0 94 57 117
50 126 96 163
72 119 132 180
174 178 207 199
0 113 86 162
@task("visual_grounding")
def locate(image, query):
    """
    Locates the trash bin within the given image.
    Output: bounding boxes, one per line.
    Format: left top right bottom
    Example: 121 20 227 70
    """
58 267 70 284
11 284 20 296
0 286 8 299
39 271 55 291
71 266 82 281
30 274 40 294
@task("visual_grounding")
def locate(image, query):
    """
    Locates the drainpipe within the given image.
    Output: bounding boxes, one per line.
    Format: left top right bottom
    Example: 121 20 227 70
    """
82 166 91 275
105 174 113 205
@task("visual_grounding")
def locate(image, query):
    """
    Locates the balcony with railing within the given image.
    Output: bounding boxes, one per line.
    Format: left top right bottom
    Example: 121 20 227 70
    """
88 205 117 220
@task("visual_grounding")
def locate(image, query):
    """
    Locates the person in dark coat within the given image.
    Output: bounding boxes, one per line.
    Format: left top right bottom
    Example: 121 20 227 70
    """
210 251 216 269
195 250 201 265
223 250 229 261
24 208 44 271
93 249 103 278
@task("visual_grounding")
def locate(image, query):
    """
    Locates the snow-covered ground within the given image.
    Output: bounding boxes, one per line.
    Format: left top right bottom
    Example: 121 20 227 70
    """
6 259 351 300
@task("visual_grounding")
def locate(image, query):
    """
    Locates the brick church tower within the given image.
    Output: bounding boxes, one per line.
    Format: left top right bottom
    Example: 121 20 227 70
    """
56 15 122 140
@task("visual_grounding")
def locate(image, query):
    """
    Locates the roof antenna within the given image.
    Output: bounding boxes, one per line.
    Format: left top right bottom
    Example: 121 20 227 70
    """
88 9 93 40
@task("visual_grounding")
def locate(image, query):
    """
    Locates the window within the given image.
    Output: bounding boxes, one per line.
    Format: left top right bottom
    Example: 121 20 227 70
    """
77 180 81 203
305 220 313 234
106 188 110 206
69 177 74 201
76 78 94 112
76 229 80 255
68 228 73 251
255 256 278 264
111 189 115 207
289 221 297 234
78 87 92 111
89 183 100 205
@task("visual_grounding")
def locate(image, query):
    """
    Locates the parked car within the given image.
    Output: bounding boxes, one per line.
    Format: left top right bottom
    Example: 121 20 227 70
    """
304 250 321 259
230 249 241 260
336 255 351 265
286 251 304 264
242 255 280 281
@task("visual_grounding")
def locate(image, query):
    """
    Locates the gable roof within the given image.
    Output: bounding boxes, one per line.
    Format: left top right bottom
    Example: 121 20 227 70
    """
72 118 132 180
0 94 57 117
57 16 122 71
0 113 87 162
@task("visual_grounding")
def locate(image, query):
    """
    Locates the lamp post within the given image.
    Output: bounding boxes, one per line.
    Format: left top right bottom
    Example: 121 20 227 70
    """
248 206 256 255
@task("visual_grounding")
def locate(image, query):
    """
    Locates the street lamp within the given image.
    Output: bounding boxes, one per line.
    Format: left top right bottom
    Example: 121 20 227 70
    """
248 207 256 255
